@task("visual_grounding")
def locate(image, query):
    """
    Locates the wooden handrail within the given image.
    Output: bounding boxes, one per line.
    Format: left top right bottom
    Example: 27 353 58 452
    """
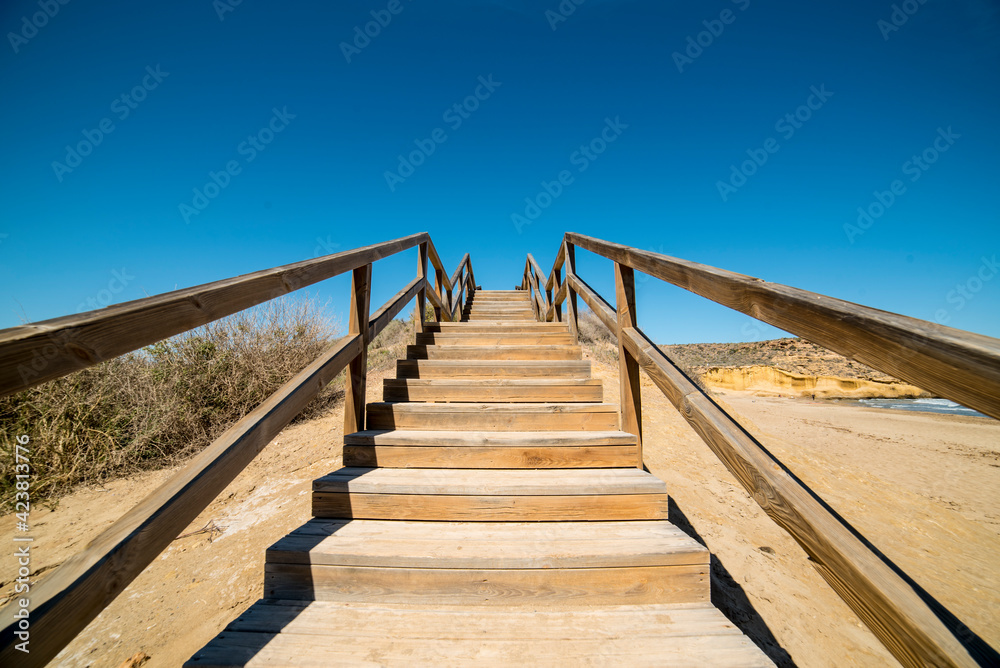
541 232 996 668
566 232 1000 421
0 234 470 665
0 233 427 398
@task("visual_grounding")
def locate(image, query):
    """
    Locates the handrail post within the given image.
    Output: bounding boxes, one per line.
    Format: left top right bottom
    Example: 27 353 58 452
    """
545 273 554 322
552 266 562 323
344 263 372 435
415 241 428 333
614 261 642 468
433 266 444 322
564 241 579 341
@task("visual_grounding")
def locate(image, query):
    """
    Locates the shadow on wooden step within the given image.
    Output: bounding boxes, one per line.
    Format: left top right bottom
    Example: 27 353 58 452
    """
667 497 797 668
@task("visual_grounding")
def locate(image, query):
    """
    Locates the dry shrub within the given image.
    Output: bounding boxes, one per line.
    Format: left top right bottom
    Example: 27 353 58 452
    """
367 317 415 372
0 294 341 509
577 308 619 365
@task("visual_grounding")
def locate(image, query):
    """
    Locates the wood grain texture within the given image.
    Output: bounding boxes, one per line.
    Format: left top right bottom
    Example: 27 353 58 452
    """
365 401 619 431
0 334 363 667
619 325 982 668
0 233 426 397
382 378 603 402
564 241 580 341
344 265 371 435
567 232 1000 421
343 444 637 468
567 272 616 332
405 344 583 360
312 492 670 521
414 241 428 334
264 563 708 606
395 359 591 379
615 262 643 468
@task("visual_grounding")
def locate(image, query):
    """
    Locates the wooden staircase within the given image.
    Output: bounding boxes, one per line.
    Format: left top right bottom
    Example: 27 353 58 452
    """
187 290 773 667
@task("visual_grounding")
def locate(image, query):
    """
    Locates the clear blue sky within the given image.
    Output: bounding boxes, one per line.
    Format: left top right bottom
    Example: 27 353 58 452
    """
2 0 998 344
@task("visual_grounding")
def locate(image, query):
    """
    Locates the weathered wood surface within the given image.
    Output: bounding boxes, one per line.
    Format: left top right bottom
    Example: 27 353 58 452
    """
0 232 425 397
618 325 982 668
0 334 363 667
382 377 603 402
568 232 1000 421
395 359 591 379
186 601 772 668
365 401 619 431
344 265 371 435
615 262 643 468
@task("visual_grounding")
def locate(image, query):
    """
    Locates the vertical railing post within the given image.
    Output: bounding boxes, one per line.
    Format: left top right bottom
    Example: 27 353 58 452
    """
433 266 444 322
553 266 563 323
445 275 454 323
344 263 372 435
564 241 579 341
614 261 642 468
544 271 554 322
415 241 428 333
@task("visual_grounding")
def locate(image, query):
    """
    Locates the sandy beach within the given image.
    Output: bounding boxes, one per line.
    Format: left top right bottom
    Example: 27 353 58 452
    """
2 357 997 667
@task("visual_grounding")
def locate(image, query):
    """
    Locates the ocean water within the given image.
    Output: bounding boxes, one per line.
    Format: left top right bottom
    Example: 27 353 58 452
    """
852 397 987 418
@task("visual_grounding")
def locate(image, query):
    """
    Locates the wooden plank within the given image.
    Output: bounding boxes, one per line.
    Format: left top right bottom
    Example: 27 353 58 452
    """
420 323 570 332
187 629 771 667
214 599 756 641
344 444 637 468
405 344 582 360
366 275 422 341
414 334 574 346
424 239 453 293
395 359 591 379
312 467 666 495
415 241 428 333
382 378 603 402
267 518 707 569
425 275 447 315
343 429 636 447
313 492 669 521
344 265 371 435
264 563 708 606
619 325 983 668
365 401 618 430
545 241 567 291
0 334 363 667
564 241 580 341
568 232 1000 421
615 262 642 468
448 253 470 291
0 232 425 397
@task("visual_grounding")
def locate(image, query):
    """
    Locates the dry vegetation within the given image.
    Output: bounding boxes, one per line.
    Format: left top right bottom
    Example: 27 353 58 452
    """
0 297 415 511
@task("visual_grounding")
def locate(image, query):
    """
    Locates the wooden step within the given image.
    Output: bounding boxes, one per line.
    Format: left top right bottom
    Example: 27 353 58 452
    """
366 402 618 430
396 359 591 379
415 333 574 346
407 345 581 360
263 519 708 606
343 429 637 468
423 322 568 333
312 467 666 521
188 601 773 667
383 378 602 402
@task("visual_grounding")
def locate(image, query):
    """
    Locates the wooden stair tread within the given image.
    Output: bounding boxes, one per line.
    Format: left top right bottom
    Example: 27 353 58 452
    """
382 378 603 403
267 519 707 568
344 429 636 446
396 360 591 379
406 345 582 360
366 401 619 430
186 601 773 667
313 467 665 495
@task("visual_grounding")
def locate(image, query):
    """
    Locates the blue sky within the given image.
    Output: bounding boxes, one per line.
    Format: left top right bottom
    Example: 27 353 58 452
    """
1 0 998 344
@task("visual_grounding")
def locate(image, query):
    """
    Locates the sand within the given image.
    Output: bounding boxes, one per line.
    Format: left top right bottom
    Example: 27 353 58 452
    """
1 359 997 666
